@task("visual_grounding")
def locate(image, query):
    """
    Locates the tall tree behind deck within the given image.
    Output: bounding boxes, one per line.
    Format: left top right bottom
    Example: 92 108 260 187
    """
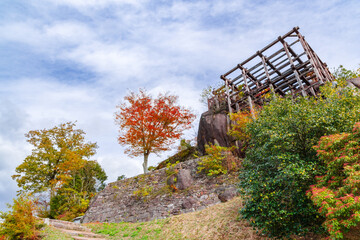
115 89 195 173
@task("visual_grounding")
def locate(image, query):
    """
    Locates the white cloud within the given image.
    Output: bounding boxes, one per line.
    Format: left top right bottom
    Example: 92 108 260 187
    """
49 0 143 8
0 21 43 46
44 21 95 45
1 0 360 212
0 132 29 208
63 43 160 84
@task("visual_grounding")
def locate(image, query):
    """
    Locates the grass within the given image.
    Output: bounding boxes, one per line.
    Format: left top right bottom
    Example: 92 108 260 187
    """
0 197 326 240
40 225 73 240
86 197 269 240
39 197 325 239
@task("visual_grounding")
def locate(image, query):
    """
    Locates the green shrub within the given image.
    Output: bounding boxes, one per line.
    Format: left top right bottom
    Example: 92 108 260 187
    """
197 144 238 176
0 194 43 240
155 139 197 170
229 110 257 143
308 122 360 239
50 187 90 221
164 161 179 192
133 186 153 200
165 161 179 177
332 65 360 82
238 78 360 238
117 175 126 181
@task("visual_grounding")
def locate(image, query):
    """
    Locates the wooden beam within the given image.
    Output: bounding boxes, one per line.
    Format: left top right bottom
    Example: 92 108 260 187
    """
280 38 307 97
259 53 275 97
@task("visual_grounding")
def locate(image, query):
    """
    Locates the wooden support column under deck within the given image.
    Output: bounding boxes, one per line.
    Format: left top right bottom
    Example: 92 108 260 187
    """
301 35 333 84
225 78 233 114
241 68 255 118
280 38 307 97
259 53 275 98
296 32 325 85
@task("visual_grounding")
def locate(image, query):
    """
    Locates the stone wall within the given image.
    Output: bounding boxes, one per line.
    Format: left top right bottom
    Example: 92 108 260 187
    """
82 158 238 223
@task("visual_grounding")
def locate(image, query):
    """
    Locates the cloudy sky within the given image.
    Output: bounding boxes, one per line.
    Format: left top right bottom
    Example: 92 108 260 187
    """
0 0 359 211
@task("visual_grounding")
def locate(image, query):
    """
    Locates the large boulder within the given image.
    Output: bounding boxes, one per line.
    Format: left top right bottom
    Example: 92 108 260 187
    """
197 111 232 155
176 169 193 190
216 186 237 202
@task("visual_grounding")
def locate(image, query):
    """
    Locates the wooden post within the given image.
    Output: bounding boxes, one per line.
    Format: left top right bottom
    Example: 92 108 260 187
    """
225 79 233 114
260 54 276 98
224 79 233 135
296 33 325 84
215 97 219 110
241 68 255 118
280 38 307 97
235 102 240 112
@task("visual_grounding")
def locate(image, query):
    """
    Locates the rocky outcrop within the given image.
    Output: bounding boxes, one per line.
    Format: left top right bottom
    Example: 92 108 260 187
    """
197 111 233 155
81 159 238 223
347 77 360 89
176 169 193 190
217 186 237 202
155 146 197 170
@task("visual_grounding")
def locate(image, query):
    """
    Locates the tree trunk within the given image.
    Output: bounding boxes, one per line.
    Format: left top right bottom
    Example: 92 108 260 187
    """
49 188 55 218
143 153 149 174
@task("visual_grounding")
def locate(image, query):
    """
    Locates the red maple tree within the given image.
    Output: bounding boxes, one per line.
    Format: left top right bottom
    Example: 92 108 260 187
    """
115 89 195 173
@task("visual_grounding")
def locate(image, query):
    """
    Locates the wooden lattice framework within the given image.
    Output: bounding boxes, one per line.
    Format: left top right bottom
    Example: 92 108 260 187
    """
210 27 334 115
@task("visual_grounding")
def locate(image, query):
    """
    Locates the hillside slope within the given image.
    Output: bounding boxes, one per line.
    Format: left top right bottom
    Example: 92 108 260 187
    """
86 197 269 240
82 158 238 224
45 196 325 239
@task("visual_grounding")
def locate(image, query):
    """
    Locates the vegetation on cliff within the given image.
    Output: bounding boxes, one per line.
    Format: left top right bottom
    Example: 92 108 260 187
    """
236 66 360 238
154 139 198 170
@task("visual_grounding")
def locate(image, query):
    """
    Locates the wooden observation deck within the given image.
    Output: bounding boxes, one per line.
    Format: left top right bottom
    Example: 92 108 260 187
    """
210 27 334 114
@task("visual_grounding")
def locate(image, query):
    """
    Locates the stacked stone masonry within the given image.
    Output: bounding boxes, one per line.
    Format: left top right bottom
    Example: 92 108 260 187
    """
82 158 238 223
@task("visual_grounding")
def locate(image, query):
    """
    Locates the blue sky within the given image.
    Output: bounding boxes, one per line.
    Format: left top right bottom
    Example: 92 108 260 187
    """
0 0 359 212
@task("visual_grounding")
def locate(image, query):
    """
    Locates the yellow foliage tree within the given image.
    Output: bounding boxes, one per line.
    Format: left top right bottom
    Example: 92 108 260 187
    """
12 122 99 216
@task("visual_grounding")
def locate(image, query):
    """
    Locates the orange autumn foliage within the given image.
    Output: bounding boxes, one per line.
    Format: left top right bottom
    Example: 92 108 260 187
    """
115 89 195 173
229 110 256 143
0 194 41 240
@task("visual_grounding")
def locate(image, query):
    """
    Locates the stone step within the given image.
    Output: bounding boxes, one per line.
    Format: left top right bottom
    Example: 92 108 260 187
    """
45 218 90 231
72 236 108 240
43 218 107 239
57 228 104 238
